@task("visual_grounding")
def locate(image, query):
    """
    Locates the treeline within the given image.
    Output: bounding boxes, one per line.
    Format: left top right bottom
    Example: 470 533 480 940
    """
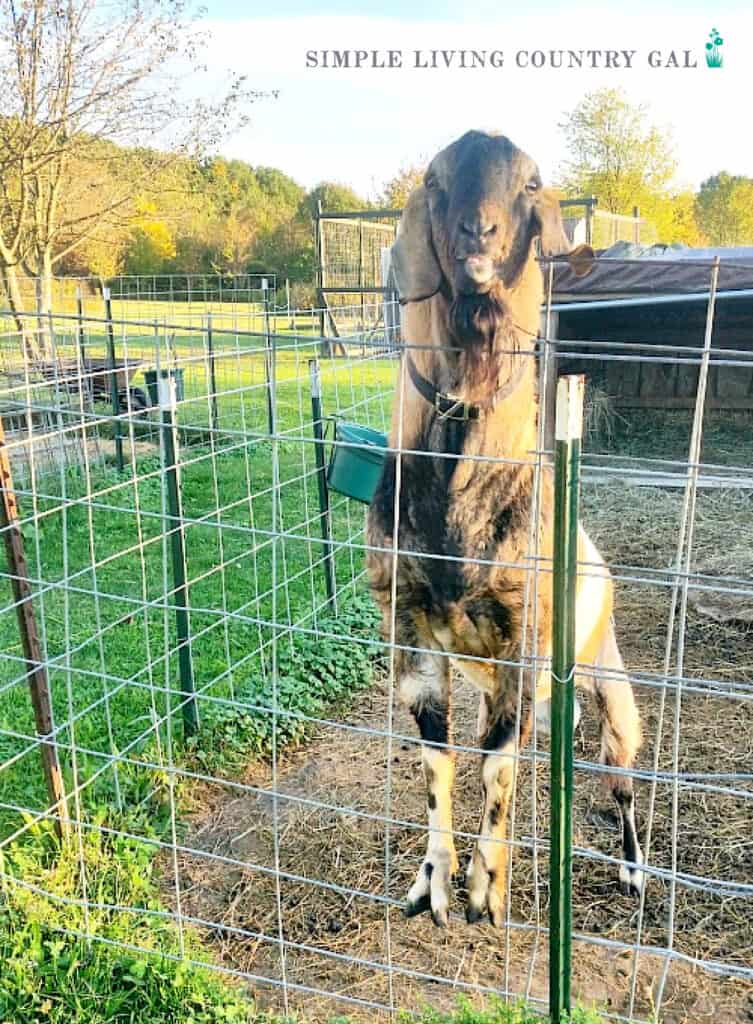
558 90 753 248
10 120 753 317
54 151 373 306
60 145 753 308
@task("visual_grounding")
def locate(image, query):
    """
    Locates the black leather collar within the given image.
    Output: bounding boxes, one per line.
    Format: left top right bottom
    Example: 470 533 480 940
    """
406 354 528 421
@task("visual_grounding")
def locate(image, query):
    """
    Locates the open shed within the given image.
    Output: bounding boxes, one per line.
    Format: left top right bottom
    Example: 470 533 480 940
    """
550 244 753 411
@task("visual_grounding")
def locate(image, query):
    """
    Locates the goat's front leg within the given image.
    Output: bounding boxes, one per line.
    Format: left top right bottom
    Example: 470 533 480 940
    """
401 652 457 927
466 692 531 927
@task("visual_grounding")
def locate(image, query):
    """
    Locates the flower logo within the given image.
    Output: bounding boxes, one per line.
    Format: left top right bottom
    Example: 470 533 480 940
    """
706 27 724 67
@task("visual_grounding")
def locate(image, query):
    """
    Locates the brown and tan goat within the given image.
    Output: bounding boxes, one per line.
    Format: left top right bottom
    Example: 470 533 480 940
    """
366 130 643 928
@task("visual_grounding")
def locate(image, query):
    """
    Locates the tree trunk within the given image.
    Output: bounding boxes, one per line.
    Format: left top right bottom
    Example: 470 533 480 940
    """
34 250 55 359
1 263 42 361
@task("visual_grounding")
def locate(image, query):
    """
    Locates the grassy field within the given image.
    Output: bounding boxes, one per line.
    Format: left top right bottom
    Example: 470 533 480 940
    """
0 338 397 822
0 335 400 1021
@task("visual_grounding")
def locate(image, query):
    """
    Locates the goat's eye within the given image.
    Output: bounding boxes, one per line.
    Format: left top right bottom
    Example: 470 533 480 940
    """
525 180 540 195
425 174 439 191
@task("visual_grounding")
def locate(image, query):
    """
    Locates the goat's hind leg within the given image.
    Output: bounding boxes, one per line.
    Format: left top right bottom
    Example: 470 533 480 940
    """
588 619 644 897
401 651 458 927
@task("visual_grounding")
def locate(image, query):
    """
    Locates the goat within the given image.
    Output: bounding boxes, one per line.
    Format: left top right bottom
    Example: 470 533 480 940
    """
366 130 644 928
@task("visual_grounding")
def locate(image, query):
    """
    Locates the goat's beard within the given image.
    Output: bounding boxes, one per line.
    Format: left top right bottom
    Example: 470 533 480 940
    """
449 290 514 391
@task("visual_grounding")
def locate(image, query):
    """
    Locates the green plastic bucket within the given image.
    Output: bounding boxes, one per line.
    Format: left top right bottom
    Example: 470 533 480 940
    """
144 368 185 406
327 422 388 504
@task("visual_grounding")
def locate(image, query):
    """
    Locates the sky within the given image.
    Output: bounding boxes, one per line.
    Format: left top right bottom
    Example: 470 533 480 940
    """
194 4 753 200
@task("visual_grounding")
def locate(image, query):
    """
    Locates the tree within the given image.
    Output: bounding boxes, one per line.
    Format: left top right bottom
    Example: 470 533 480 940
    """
0 0 268 353
557 89 677 215
304 182 370 217
255 166 306 213
123 200 176 276
381 165 425 208
695 173 753 245
641 191 705 247
210 205 262 276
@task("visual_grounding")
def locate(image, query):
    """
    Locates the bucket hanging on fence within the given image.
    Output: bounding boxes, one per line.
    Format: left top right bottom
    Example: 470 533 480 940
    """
327 422 388 504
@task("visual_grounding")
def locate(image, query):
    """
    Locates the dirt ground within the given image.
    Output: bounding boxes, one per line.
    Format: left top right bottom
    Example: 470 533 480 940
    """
162 485 753 1023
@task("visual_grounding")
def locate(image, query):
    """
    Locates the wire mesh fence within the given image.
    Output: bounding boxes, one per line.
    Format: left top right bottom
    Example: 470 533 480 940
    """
4 272 279 310
0 275 751 1024
316 209 400 340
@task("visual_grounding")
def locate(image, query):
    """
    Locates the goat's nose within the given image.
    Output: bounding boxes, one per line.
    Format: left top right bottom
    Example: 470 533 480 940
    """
460 218 498 241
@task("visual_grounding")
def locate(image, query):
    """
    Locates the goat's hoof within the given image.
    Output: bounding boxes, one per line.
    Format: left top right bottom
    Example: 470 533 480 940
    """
404 854 455 926
464 898 505 928
465 852 507 927
619 850 645 898
619 865 644 898
431 906 449 928
403 894 431 919
486 888 505 929
465 902 485 925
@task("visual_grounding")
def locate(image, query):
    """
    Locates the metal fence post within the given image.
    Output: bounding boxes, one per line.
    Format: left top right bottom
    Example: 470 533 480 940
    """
0 419 69 838
75 287 86 366
308 359 337 610
549 374 584 1023
585 196 596 246
102 287 124 474
206 313 219 434
314 199 328 352
157 371 198 738
262 279 274 437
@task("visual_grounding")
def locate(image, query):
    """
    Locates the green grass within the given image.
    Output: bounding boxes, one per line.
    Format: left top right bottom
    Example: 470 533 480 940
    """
25 294 322 340
1 819 258 1022
0 340 400 1022
400 1001 604 1024
0 807 606 1024
0 589 382 1022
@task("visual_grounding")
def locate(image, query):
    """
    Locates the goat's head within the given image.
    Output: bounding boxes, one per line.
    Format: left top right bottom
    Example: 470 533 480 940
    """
391 131 591 363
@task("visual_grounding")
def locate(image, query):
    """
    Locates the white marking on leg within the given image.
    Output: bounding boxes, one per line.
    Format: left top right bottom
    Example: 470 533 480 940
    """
406 744 457 925
400 656 457 925
619 845 645 895
534 696 581 736
467 739 516 926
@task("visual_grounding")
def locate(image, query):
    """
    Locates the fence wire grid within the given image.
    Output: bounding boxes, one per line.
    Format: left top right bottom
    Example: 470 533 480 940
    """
0 270 751 1024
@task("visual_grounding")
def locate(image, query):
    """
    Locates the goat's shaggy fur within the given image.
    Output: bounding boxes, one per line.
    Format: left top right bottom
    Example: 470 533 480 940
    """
366 130 643 927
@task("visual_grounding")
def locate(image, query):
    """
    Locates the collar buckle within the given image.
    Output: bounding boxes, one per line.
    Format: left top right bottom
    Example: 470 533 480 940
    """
435 391 469 420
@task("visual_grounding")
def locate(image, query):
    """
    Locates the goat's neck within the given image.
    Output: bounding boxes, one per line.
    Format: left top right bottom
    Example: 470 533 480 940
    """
397 307 540 468
397 266 543 463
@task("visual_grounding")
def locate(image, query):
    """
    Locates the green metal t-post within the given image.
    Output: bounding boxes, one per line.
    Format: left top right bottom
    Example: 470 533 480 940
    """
549 374 585 1023
262 279 274 437
158 371 198 738
103 287 124 474
206 313 219 434
308 358 337 609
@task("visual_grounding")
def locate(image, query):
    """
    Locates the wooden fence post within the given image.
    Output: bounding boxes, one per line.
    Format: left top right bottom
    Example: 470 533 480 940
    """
0 419 69 838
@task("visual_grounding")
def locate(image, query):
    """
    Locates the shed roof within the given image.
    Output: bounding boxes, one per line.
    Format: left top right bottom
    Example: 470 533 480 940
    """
553 242 753 300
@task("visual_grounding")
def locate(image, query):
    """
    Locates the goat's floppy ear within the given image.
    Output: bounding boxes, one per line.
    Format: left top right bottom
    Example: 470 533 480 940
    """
532 188 571 258
390 186 442 302
568 243 595 278
533 189 595 277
